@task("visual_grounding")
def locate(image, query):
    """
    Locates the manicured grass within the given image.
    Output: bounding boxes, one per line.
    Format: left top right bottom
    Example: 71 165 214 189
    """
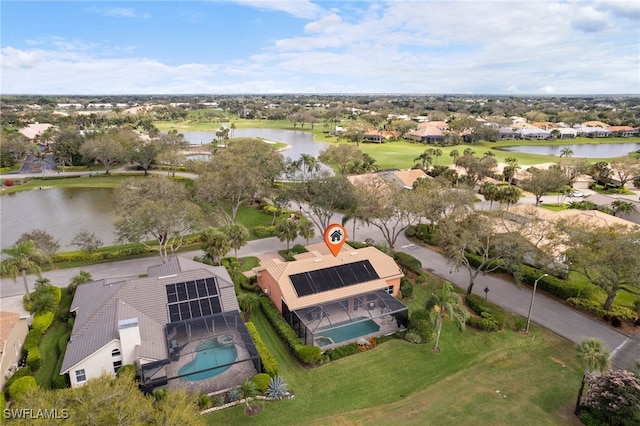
540 203 569 212
205 290 583 425
234 204 276 239
1 174 146 194
33 291 72 389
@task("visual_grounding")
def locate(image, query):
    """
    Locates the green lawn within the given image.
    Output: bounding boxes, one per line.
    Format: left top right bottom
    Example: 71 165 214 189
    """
205 294 583 425
1 174 145 194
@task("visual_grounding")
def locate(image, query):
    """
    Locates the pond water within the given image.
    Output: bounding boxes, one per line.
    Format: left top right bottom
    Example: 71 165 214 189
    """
1 187 117 251
499 142 640 158
178 128 330 160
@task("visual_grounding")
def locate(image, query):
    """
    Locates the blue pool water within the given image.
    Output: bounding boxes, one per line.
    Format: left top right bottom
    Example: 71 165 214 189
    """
316 318 380 345
178 336 237 381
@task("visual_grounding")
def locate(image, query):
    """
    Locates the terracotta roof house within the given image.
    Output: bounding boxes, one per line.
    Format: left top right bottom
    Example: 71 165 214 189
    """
1 312 29 389
608 126 639 137
61 257 259 394
363 130 397 142
406 126 446 143
348 169 429 190
581 121 610 129
255 243 408 350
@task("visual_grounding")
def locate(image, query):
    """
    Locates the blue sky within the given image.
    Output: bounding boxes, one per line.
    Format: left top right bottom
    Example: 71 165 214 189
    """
2 0 639 95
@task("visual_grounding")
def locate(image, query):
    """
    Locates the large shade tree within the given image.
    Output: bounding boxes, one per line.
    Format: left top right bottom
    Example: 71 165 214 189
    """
521 166 569 206
560 221 640 310
195 138 284 225
1 240 51 295
114 177 203 263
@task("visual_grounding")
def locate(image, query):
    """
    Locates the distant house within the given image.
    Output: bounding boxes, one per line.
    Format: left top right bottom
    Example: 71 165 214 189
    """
255 244 408 350
518 128 550 140
348 169 429 190
553 128 577 139
498 127 520 140
60 257 259 394
18 123 54 141
0 312 29 389
575 126 612 138
609 126 639 137
363 130 397 142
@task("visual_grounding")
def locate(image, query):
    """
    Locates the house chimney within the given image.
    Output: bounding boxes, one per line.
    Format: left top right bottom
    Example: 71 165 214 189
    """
118 318 140 365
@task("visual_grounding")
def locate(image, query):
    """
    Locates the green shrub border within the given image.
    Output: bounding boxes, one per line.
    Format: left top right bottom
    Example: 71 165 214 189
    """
245 321 279 376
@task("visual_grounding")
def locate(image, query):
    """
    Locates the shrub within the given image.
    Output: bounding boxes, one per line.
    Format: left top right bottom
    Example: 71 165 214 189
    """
116 364 137 378
227 388 241 403
400 277 413 299
392 252 422 276
26 347 41 371
409 223 437 245
409 308 435 342
479 312 500 332
245 322 279 376
266 376 289 400
24 329 43 352
581 369 640 426
198 394 211 409
4 367 32 391
295 345 322 364
3 178 14 187
31 311 55 334
324 343 359 361
253 225 276 238
404 330 423 344
465 294 504 330
253 373 271 393
213 395 225 407
8 376 37 401
513 318 527 331
346 241 369 249
153 388 168 401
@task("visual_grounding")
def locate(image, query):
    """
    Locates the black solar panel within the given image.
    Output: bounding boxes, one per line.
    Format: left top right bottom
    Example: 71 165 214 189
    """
166 278 222 322
290 260 380 297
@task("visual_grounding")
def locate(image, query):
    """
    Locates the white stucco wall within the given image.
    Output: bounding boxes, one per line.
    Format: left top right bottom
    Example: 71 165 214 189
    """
68 340 123 388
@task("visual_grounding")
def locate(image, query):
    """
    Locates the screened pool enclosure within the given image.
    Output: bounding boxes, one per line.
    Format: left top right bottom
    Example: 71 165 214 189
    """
284 290 408 349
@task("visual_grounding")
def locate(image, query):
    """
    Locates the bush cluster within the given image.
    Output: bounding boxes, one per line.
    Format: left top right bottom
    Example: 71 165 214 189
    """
50 245 154 263
406 223 437 245
392 252 422 276
324 343 359 361
245 321 279 376
26 347 41 371
258 297 319 365
252 373 271 393
31 311 55 334
8 376 37 401
408 308 435 342
465 294 504 331
3 178 14 187
400 277 414 299
253 225 276 238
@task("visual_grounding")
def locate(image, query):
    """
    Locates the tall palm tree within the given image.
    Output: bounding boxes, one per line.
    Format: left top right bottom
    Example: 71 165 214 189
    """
575 338 610 415
1 240 51 295
611 200 635 217
413 150 432 171
449 149 460 162
424 282 469 352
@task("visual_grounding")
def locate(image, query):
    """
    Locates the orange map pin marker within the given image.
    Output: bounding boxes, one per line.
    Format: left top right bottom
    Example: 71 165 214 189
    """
323 224 347 257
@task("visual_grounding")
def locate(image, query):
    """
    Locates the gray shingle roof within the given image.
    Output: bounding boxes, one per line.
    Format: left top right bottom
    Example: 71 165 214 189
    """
61 257 239 374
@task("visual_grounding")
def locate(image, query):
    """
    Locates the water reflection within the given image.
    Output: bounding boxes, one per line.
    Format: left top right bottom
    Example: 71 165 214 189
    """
500 143 640 158
1 187 116 250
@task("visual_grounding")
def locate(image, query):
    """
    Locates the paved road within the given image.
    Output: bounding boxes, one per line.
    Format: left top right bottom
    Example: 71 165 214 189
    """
1 213 635 369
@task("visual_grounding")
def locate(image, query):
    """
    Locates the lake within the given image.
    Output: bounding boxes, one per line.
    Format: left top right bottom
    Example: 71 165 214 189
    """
499 142 640 158
178 128 330 160
1 187 117 251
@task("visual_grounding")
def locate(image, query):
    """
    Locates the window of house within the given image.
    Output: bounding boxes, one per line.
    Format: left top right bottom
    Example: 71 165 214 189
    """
112 348 121 357
113 361 122 373
385 286 394 295
75 369 86 382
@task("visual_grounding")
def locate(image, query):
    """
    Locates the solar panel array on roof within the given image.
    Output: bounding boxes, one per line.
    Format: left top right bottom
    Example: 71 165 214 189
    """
289 260 380 297
166 278 221 322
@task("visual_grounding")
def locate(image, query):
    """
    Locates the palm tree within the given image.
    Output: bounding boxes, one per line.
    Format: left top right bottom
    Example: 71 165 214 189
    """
227 224 249 258
449 149 460 162
237 291 261 321
413 150 432 171
575 338 610 415
240 380 258 411
200 228 231 265
1 240 51 295
560 147 574 158
611 200 635 217
275 218 299 251
424 282 469 352
297 219 315 244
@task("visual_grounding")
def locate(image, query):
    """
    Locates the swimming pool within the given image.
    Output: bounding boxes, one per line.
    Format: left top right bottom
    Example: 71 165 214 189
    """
316 318 380 346
178 336 237 381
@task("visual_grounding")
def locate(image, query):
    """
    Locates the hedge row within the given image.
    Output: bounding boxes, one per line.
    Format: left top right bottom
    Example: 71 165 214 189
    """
567 298 638 325
8 376 37 401
258 297 321 365
253 226 276 239
31 311 55 334
245 321 279 376
392 252 422 276
26 347 41 371
521 265 580 300
50 246 153 263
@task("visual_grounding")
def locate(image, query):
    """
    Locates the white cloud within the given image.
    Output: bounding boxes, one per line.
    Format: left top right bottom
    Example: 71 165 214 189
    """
86 6 151 19
232 0 322 19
